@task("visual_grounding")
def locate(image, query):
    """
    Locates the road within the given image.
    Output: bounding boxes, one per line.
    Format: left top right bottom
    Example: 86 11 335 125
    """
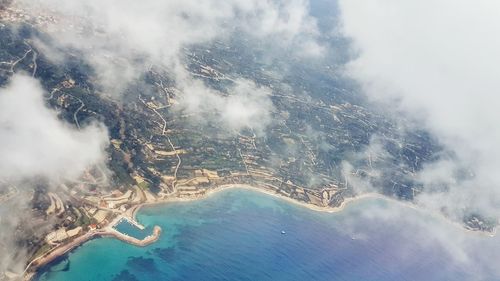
139 94 181 192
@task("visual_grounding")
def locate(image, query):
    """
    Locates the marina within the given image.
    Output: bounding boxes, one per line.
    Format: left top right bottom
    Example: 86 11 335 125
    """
112 218 149 240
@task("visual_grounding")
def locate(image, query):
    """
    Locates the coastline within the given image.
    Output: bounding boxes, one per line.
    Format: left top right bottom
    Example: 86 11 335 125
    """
130 184 389 221
24 225 161 281
131 184 497 238
26 184 381 280
24 231 103 281
26 183 497 280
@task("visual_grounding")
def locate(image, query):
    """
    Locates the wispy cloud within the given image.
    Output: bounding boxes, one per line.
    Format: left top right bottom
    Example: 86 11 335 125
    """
0 74 108 181
0 74 108 276
338 0 500 271
175 78 275 134
12 0 322 134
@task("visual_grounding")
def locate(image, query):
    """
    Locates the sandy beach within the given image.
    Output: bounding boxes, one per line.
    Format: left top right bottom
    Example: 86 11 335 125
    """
132 184 423 219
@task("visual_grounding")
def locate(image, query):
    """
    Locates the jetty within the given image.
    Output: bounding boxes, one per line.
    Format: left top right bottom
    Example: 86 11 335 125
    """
108 225 161 247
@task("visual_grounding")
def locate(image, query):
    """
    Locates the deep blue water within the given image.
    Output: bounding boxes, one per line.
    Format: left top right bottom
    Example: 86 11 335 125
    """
113 219 151 240
36 189 500 281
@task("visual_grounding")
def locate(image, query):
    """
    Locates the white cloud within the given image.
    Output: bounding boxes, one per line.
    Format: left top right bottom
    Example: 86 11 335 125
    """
337 0 500 272
177 78 275 134
0 74 108 276
0 74 109 182
13 0 320 133
344 199 500 279
221 80 275 133
338 0 500 219
17 0 322 90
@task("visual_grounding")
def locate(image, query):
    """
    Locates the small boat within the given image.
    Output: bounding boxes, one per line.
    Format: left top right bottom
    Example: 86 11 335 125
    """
281 230 286 235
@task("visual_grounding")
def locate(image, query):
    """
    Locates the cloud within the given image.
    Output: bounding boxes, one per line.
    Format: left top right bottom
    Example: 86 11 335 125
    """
339 198 500 280
0 0 12 9
219 81 275 133
0 74 108 276
338 0 500 220
0 197 30 277
12 0 321 135
337 0 500 273
16 0 323 89
0 74 109 182
176 78 275 134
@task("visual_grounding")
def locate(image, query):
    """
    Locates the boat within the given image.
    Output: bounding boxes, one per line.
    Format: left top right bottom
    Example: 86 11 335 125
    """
281 230 286 235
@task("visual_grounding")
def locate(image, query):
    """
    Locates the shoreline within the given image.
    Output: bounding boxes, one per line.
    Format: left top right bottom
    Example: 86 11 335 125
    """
130 184 389 221
26 183 497 280
24 231 103 281
24 225 161 281
131 184 498 238
26 184 379 280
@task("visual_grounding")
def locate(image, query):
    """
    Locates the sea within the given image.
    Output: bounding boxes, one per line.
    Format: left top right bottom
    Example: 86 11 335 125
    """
35 189 500 281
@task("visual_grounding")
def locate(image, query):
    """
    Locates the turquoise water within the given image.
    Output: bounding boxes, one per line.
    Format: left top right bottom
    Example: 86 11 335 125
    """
113 219 151 240
36 189 500 281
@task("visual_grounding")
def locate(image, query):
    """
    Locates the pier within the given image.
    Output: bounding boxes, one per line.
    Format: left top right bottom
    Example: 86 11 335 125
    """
108 225 162 247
